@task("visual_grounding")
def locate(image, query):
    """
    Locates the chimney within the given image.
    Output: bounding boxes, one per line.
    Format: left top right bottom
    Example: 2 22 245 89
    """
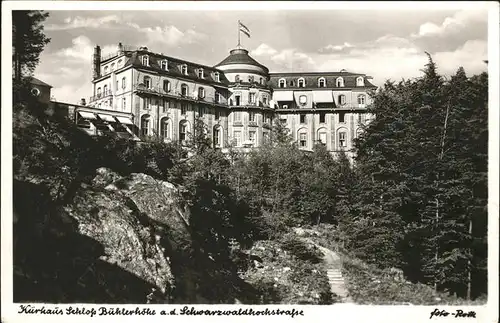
118 42 124 54
80 98 86 106
92 45 101 79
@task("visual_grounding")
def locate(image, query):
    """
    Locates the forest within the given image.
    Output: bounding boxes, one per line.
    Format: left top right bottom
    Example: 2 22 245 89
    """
12 11 488 302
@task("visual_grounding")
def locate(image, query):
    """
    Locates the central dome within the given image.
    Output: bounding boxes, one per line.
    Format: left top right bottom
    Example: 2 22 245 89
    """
215 48 269 74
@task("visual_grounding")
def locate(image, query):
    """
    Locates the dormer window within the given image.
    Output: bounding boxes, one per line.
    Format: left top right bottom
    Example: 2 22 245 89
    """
215 92 221 103
181 64 188 75
356 76 364 86
336 77 344 87
197 68 204 79
298 78 305 88
160 60 168 71
249 75 254 83
104 66 109 75
198 87 205 99
318 77 326 88
260 78 264 85
235 75 240 82
214 72 220 82
142 55 149 66
278 78 286 88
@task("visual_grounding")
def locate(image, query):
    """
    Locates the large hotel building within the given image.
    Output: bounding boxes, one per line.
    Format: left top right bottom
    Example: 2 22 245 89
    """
34 42 376 156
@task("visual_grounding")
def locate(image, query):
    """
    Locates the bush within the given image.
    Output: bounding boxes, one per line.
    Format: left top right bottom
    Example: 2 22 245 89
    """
280 236 323 264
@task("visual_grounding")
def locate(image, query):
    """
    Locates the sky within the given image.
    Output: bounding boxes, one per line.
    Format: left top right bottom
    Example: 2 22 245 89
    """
34 5 489 104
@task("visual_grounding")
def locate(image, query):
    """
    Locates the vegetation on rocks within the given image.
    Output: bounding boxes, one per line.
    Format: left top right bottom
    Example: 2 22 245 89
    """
12 10 488 305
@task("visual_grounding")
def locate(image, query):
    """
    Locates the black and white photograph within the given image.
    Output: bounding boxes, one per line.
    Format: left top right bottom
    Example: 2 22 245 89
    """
2 1 499 322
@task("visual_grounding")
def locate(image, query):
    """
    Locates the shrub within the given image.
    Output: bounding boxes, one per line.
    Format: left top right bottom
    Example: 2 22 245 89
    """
280 236 323 264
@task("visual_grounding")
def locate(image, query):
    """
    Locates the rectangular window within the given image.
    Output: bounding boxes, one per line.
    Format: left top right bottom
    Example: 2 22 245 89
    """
234 112 241 122
198 106 204 117
180 124 187 141
263 96 268 105
215 110 220 120
163 100 170 113
122 98 126 111
358 113 362 123
280 118 287 124
249 112 255 122
215 92 221 103
234 131 242 146
181 65 188 75
299 133 307 147
339 112 345 123
214 72 220 82
181 103 187 115
144 98 151 110
300 114 306 124
122 77 126 89
249 93 256 104
249 131 256 146
320 113 326 123
339 132 346 147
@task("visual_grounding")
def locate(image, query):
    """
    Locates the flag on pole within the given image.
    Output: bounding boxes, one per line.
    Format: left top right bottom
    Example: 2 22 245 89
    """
239 21 250 38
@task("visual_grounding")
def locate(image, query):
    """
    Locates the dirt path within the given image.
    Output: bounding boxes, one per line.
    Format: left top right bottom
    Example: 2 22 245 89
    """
303 239 353 303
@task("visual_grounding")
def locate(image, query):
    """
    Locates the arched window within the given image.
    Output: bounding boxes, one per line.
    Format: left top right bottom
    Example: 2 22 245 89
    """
235 75 240 82
338 94 346 106
213 125 221 147
181 84 188 96
111 63 115 72
141 55 149 66
117 59 122 68
197 68 204 79
104 66 109 75
122 77 126 89
278 78 286 88
163 80 171 92
160 60 168 70
298 129 307 148
357 94 366 105
336 77 344 87
179 121 189 143
140 114 150 137
103 85 108 95
338 130 347 148
97 87 101 98
160 117 169 140
248 75 254 83
318 77 326 88
356 77 364 86
198 87 205 99
298 78 305 88
143 76 151 88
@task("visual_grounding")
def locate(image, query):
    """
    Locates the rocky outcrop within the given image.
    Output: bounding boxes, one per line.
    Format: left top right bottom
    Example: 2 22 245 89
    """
13 167 197 303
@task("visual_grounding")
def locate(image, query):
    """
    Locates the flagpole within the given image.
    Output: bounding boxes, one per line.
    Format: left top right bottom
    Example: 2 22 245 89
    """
237 20 241 47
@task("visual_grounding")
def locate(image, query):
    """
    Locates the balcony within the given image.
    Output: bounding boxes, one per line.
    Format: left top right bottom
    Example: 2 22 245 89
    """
133 84 226 106
89 92 112 103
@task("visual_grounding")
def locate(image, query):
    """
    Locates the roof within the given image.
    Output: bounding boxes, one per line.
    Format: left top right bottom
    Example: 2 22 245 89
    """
215 48 269 73
117 50 230 86
30 77 52 88
268 73 377 89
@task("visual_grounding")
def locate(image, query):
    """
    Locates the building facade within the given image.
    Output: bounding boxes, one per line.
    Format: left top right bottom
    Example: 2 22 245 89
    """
69 42 376 154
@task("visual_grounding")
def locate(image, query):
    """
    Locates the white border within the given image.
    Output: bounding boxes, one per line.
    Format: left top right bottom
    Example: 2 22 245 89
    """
1 2 499 323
